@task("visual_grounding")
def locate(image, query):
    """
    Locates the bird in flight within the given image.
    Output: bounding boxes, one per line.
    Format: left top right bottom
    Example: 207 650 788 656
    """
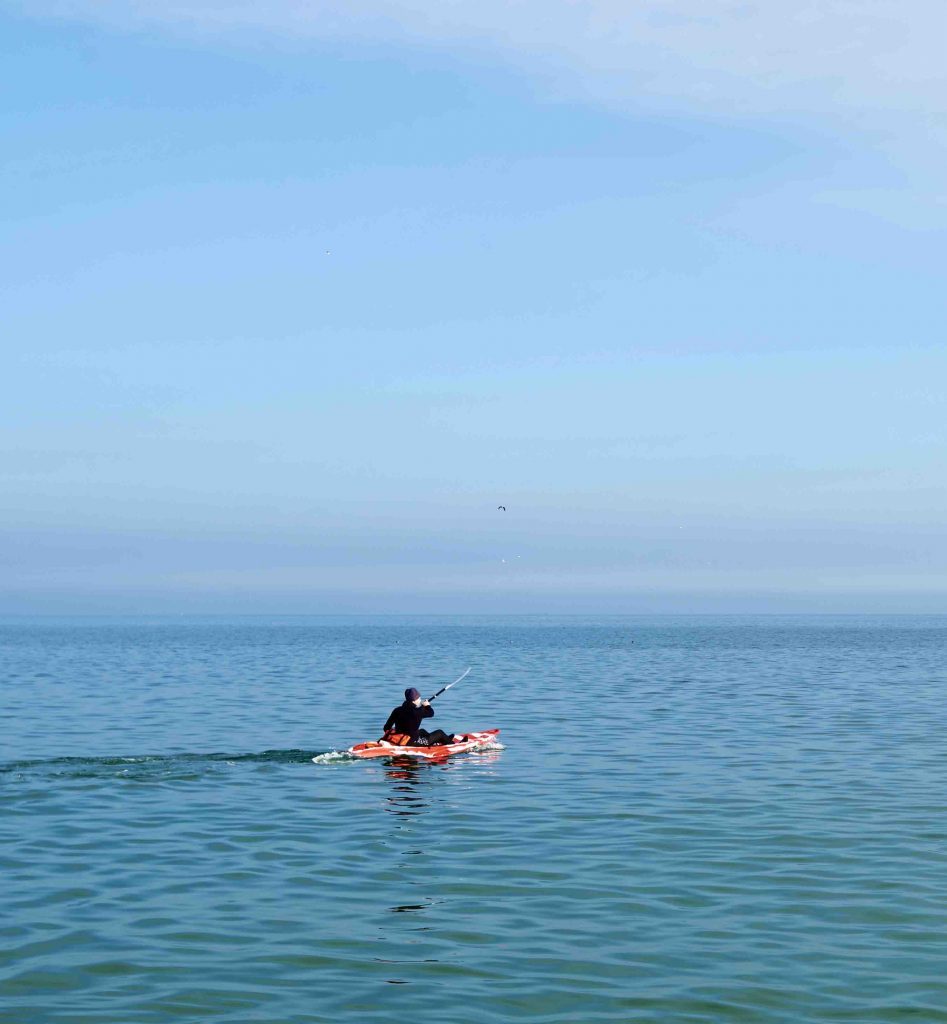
497 505 506 511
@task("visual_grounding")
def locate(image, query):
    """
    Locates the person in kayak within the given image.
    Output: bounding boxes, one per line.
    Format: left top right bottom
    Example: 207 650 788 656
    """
383 688 463 747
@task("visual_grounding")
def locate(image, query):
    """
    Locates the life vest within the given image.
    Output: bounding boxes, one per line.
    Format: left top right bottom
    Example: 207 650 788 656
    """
383 732 413 746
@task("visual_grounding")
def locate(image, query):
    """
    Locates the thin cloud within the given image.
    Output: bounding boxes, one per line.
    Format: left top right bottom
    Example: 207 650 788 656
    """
14 0 947 121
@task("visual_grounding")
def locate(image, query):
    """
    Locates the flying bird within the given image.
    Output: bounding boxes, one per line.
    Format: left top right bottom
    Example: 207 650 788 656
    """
497 505 506 511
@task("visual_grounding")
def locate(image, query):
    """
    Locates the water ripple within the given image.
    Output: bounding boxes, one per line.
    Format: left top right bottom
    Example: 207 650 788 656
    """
3 615 947 1022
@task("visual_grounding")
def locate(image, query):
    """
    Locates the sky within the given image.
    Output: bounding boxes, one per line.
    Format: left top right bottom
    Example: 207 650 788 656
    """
2 1 946 613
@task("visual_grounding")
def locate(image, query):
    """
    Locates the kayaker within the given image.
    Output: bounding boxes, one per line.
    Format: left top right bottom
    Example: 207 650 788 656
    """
383 688 463 747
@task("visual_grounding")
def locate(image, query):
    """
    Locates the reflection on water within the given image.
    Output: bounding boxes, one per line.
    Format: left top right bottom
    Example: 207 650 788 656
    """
383 758 429 817
380 758 444 929
381 750 503 819
375 751 507 988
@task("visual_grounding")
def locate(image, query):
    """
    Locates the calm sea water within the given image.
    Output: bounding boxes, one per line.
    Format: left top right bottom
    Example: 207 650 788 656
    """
3 615 947 1023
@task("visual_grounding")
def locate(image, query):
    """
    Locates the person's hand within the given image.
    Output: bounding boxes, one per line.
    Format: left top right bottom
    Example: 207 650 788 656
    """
422 699 430 707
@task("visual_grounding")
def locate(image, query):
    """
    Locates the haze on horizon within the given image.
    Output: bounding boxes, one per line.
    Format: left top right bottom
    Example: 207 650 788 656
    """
3 1 946 614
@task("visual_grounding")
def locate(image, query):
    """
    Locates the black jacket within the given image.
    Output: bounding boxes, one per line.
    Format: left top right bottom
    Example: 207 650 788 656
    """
383 700 433 739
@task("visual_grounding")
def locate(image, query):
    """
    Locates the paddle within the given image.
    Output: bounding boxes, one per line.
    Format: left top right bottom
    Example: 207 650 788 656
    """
427 667 471 703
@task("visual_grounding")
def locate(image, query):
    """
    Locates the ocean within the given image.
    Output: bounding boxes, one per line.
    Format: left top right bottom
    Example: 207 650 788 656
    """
3 615 947 1023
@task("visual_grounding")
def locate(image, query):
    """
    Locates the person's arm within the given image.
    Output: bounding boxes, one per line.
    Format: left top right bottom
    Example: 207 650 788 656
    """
421 702 434 720
383 708 397 732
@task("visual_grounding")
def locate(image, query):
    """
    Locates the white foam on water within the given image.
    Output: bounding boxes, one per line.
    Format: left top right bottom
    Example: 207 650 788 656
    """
311 750 358 765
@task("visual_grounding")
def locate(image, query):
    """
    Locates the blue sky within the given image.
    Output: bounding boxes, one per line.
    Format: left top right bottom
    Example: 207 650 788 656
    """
3 2 946 612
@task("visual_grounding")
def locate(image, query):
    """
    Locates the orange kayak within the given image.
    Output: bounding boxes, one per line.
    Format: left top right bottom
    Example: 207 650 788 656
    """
348 729 500 760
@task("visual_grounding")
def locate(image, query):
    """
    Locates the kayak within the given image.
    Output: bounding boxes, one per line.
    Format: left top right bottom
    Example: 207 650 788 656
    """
346 729 500 760
348 729 499 760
